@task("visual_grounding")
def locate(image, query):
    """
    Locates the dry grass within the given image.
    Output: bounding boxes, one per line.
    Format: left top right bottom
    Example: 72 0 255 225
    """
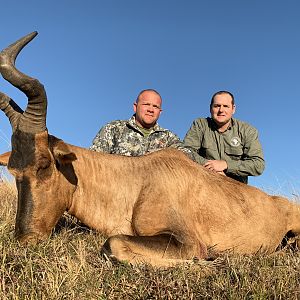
0 181 300 299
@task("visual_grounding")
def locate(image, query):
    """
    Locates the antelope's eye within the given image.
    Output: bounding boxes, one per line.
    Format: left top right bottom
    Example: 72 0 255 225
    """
36 156 52 179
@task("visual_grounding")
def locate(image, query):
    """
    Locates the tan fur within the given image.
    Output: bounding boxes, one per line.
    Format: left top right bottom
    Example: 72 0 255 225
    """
1 32 300 267
0 151 11 165
12 137 300 265
2 135 300 266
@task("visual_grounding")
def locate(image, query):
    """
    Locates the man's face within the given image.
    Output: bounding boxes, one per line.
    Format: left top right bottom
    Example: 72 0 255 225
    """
133 91 162 128
210 93 235 128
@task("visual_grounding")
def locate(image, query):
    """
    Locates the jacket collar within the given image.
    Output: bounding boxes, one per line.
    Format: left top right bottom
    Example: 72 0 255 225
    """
127 115 165 133
209 117 235 132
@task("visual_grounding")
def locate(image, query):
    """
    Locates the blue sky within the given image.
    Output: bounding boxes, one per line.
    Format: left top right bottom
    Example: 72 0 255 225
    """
0 1 300 198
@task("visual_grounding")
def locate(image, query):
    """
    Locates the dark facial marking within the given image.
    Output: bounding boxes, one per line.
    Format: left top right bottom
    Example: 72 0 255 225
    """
9 130 36 170
15 176 34 238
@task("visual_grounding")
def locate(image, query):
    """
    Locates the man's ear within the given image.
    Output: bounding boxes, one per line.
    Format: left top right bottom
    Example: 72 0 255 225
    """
0 151 11 166
133 101 137 113
53 141 77 165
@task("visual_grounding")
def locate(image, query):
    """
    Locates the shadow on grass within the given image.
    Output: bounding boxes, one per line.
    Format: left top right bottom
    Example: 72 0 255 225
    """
53 213 94 235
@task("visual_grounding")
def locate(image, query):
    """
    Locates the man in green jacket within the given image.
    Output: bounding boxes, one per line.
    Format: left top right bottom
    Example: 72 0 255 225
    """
183 90 265 184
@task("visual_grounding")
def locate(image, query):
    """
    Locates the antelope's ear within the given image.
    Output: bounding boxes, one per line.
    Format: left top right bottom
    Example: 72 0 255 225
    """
0 151 11 166
53 141 77 165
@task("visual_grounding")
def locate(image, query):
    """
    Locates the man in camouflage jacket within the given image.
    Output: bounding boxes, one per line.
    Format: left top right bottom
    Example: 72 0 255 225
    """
90 89 192 158
184 91 265 184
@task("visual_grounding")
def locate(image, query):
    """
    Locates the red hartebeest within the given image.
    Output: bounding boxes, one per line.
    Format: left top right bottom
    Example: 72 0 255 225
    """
0 32 300 267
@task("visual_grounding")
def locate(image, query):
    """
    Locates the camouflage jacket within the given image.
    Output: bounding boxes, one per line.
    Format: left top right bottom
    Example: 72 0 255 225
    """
183 117 265 184
90 115 193 158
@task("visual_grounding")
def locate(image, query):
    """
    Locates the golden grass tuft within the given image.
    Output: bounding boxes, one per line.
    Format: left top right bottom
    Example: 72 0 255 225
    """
0 182 300 299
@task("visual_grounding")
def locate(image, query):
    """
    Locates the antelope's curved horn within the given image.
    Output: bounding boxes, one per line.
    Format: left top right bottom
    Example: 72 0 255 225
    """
0 32 47 133
0 32 38 68
0 92 23 131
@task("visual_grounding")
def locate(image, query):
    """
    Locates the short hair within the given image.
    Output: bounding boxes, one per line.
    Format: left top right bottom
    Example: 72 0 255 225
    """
210 90 235 107
136 89 162 103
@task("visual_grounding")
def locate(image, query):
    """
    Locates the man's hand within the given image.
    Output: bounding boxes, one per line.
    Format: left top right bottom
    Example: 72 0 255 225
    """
204 160 227 172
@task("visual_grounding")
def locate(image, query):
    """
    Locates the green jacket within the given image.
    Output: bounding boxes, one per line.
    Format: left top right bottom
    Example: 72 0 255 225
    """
183 117 265 184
